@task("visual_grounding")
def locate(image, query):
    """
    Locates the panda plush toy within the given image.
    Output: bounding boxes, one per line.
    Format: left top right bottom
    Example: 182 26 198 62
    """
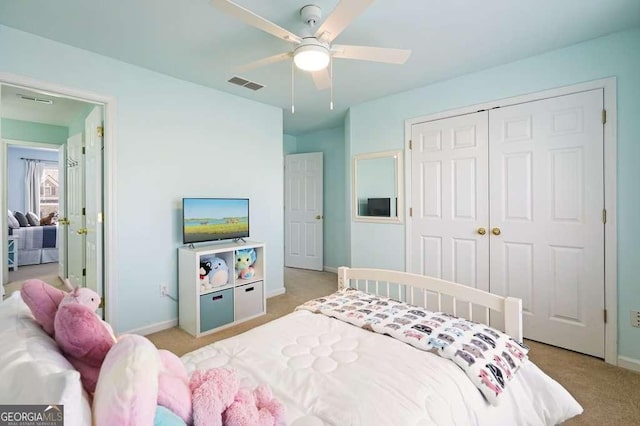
199 261 212 291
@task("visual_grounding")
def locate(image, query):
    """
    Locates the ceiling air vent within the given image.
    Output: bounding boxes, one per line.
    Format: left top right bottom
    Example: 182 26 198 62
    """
227 76 264 91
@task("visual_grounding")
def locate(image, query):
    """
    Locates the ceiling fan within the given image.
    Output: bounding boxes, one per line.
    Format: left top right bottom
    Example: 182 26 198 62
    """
211 0 412 94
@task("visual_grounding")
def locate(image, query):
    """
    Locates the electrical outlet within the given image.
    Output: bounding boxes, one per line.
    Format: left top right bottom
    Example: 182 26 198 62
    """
632 310 640 328
160 284 168 297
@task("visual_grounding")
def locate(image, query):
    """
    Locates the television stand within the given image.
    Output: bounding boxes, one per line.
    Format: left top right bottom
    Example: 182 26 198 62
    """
233 237 247 244
178 240 266 337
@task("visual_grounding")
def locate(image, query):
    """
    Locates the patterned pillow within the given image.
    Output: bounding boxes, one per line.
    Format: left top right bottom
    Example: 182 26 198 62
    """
7 210 20 229
13 211 29 227
26 211 40 227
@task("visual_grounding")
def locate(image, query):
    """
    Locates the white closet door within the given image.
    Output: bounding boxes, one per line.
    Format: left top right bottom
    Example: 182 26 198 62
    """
410 112 489 291
488 89 604 357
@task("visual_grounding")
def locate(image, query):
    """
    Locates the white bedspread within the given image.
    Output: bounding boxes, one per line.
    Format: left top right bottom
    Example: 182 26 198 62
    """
182 310 582 426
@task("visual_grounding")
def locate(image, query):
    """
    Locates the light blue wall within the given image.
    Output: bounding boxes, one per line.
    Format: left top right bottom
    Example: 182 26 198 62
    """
6 145 59 213
0 24 284 333
283 133 297 155
288 127 347 269
348 28 640 361
67 103 98 136
1 118 68 144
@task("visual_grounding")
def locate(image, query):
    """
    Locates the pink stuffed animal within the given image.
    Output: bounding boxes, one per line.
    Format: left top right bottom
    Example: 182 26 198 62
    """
157 349 193 424
20 279 66 336
190 368 240 426
224 384 285 426
54 287 116 394
253 385 286 425
189 367 285 426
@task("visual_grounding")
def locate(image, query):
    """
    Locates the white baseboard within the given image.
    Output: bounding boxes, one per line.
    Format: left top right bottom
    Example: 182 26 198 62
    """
618 355 640 373
323 266 338 274
124 318 178 336
267 287 286 298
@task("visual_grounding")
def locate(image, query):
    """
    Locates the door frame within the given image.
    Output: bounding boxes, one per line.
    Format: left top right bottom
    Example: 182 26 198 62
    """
0 72 117 325
404 77 617 365
2 139 64 278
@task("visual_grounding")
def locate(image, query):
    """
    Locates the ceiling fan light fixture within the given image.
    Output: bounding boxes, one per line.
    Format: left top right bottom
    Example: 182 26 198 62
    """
294 42 330 72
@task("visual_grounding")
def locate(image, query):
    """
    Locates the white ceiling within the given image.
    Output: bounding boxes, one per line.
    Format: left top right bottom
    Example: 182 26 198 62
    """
1 0 639 135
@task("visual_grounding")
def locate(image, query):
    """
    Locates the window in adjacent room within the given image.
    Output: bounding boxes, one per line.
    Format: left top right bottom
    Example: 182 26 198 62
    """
39 164 59 217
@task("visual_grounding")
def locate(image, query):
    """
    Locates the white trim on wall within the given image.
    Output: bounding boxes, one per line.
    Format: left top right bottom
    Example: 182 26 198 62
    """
0 72 118 325
404 77 618 366
618 356 640 373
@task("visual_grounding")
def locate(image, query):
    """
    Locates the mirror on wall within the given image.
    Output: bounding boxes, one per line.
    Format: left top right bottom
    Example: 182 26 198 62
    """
352 149 403 223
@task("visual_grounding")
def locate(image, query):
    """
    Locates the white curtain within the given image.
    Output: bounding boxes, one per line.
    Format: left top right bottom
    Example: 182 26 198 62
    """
25 160 44 216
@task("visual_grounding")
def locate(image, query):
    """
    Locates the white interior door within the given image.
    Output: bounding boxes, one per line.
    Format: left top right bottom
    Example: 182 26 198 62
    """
410 112 489 291
84 106 103 299
284 153 323 271
57 146 67 279
488 89 605 357
66 133 85 288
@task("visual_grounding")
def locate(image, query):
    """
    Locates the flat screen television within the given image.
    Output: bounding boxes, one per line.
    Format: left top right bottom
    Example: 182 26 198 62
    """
182 198 249 244
367 197 391 217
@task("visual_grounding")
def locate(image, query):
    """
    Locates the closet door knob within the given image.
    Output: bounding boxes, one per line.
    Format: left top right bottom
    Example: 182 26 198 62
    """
477 227 486 235
492 227 501 236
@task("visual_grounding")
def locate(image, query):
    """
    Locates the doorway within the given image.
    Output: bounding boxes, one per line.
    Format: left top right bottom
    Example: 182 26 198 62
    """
0 78 111 320
284 152 324 271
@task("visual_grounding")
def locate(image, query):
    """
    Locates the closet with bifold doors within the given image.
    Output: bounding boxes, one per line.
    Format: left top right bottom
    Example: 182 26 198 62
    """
408 88 605 357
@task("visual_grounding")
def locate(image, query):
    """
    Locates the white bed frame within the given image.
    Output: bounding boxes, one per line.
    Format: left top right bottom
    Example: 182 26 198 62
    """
338 267 523 341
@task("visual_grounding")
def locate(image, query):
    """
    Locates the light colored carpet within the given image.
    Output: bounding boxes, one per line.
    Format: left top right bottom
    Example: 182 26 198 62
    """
3 263 65 299
146 267 640 425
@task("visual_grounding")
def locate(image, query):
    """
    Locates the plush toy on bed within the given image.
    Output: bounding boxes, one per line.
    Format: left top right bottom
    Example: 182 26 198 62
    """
54 285 117 394
20 279 285 425
190 368 285 426
235 248 256 279
20 279 117 394
40 211 56 225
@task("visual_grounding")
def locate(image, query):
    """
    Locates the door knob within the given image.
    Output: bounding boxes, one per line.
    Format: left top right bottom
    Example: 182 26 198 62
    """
77 228 88 235
315 215 323 220
477 227 486 235
59 218 69 225
492 227 501 236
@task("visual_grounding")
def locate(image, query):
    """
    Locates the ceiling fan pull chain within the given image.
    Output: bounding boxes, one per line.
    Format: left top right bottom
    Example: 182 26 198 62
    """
291 60 295 114
330 57 334 110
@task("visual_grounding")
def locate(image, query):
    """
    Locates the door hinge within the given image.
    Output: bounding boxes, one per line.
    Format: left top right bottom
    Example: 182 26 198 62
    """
602 109 607 124
602 209 607 224
409 140 412 150
82 268 86 277
97 126 104 137
82 146 86 155
409 207 413 217
604 309 607 323
82 207 86 216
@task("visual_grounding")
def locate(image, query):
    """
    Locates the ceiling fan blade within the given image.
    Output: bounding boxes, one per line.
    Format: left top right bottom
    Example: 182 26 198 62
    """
332 44 411 64
211 0 301 44
235 52 292 73
311 69 331 90
314 0 374 43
